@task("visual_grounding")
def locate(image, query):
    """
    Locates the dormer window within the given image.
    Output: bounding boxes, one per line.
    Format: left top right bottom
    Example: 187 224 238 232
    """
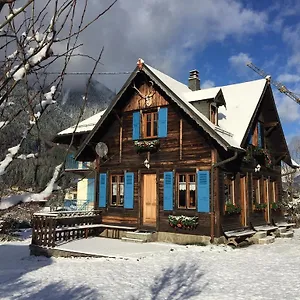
210 104 217 125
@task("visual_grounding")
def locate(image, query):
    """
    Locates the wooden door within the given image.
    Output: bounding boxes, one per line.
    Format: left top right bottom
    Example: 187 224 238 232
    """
142 174 157 226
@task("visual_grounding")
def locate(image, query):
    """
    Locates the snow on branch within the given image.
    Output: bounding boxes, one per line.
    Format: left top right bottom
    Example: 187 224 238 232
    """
17 153 36 160
0 129 28 176
0 163 63 210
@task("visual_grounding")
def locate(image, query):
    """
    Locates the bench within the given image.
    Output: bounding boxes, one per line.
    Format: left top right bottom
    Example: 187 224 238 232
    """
250 212 278 235
221 214 256 246
272 214 296 229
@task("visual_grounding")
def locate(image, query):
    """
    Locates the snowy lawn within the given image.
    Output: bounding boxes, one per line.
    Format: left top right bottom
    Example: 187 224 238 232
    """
1 231 300 300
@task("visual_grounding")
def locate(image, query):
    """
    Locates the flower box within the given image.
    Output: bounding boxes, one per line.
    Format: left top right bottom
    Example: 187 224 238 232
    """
253 202 267 211
134 139 160 153
225 202 241 215
168 215 198 230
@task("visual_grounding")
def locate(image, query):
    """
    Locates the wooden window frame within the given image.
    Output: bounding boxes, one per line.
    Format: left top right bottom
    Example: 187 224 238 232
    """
224 175 235 205
177 173 196 209
142 110 158 139
110 174 124 207
210 104 218 125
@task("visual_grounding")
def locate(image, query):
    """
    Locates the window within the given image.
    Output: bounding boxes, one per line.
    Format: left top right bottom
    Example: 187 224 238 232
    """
249 122 264 147
210 104 217 125
224 175 235 204
178 174 196 209
110 175 124 206
142 111 158 138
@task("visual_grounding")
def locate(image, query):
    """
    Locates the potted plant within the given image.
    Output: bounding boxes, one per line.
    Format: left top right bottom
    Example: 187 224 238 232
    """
253 202 267 211
134 139 160 153
270 202 281 211
225 202 241 215
168 215 199 230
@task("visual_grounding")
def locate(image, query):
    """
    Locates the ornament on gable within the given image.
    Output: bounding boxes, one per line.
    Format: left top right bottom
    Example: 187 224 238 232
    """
132 80 156 107
137 58 144 70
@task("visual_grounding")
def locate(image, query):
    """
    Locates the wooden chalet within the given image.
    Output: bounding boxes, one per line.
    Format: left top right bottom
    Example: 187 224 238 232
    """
55 59 298 244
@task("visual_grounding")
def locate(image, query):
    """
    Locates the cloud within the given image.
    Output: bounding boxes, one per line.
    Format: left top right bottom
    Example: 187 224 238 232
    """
201 80 215 89
276 92 300 122
40 0 268 90
0 0 268 90
277 74 300 83
228 52 252 76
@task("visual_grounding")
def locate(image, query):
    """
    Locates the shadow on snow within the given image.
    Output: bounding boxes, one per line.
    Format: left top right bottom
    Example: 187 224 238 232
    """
130 261 207 300
0 243 100 300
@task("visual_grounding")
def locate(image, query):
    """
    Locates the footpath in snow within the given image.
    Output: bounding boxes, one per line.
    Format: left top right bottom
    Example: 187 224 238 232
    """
1 230 300 300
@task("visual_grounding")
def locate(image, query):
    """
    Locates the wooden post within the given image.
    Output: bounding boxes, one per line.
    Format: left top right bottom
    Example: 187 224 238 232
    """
119 117 123 163
266 177 270 223
94 156 100 210
179 118 182 160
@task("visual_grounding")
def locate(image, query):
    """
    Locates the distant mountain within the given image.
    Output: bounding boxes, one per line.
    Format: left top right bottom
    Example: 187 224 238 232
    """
0 79 115 192
58 78 115 121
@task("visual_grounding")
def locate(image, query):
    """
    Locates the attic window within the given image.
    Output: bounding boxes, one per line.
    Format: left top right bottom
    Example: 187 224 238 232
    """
210 104 217 125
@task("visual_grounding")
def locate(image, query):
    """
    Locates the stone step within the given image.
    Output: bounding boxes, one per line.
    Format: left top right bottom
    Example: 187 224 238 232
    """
253 231 267 239
121 237 145 243
258 236 275 245
125 231 156 242
280 230 294 238
276 227 287 234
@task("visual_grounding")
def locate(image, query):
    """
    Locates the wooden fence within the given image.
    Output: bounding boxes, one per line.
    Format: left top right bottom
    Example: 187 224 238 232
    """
31 210 103 248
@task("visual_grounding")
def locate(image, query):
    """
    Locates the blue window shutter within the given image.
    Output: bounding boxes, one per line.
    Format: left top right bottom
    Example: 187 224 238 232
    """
66 154 78 169
124 172 134 209
258 123 262 147
87 178 95 203
158 107 168 138
163 172 173 210
132 111 140 140
98 173 107 208
197 170 210 213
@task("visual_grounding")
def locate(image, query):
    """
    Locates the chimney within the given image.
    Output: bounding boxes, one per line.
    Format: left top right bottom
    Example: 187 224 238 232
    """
188 69 200 91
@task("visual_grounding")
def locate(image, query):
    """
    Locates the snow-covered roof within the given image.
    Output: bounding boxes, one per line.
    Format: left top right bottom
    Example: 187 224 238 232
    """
291 159 300 168
145 63 267 149
184 87 221 102
58 110 106 136
216 79 266 146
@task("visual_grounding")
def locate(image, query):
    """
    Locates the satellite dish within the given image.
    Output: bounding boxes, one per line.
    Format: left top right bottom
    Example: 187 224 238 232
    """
95 142 108 158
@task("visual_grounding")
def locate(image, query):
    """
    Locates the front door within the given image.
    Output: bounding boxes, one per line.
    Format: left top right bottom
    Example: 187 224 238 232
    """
142 174 157 226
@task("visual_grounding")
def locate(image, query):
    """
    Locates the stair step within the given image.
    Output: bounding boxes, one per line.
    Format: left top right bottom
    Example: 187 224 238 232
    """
125 231 156 242
276 227 287 234
258 236 275 245
121 237 145 243
280 231 294 238
253 231 267 239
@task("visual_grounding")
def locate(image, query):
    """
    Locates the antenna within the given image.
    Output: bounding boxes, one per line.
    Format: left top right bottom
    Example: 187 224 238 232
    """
95 142 108 158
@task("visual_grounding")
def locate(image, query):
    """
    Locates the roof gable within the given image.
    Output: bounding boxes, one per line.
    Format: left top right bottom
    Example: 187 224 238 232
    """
76 63 284 159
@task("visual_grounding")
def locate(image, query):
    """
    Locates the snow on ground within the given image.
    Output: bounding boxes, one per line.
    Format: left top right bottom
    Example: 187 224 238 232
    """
1 231 300 300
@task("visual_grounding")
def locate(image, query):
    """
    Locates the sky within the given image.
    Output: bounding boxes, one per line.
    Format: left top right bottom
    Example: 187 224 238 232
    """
3 0 300 144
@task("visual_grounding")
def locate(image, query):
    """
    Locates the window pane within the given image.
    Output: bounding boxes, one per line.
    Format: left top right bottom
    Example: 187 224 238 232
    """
153 119 157 136
189 175 195 182
119 183 124 205
112 176 117 183
146 121 151 137
111 183 117 205
189 189 196 208
179 190 186 207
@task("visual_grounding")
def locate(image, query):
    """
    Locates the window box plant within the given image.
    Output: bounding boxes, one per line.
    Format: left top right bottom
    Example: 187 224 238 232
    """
225 202 241 215
168 215 198 230
134 139 160 153
253 202 267 211
270 202 281 211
